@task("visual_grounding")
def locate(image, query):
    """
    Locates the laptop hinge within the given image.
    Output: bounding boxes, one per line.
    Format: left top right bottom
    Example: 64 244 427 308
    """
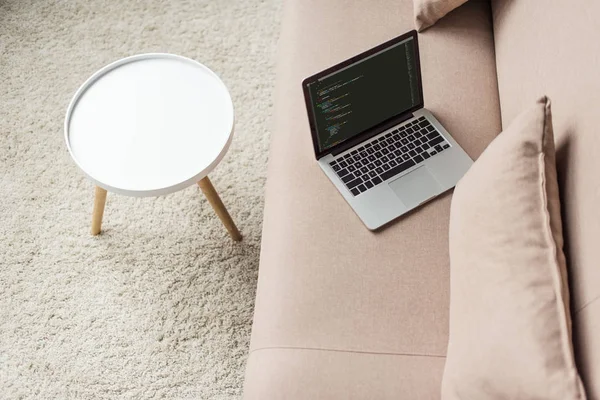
330 112 414 157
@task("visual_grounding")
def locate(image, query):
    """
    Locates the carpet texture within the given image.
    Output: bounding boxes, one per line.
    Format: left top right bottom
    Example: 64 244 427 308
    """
0 0 282 398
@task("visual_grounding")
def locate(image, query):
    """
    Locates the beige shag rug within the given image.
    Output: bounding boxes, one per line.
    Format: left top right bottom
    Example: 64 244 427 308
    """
0 0 282 398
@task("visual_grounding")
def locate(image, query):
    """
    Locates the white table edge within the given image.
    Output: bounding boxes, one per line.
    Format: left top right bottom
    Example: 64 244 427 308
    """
63 53 235 197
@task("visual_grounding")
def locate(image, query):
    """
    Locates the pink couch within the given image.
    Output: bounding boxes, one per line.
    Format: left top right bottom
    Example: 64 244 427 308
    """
243 0 600 398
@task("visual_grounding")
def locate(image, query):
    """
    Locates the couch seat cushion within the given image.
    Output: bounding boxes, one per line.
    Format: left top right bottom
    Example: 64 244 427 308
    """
244 0 501 398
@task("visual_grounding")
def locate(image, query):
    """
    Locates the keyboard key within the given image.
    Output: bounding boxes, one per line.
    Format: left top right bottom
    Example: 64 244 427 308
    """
367 148 375 154
351 150 358 155
381 148 390 155
414 155 424 163
386 138 394 145
373 144 382 151
406 127 414 134
338 168 349 177
341 173 355 183
407 143 416 150
430 150 437 155
353 155 361 162
381 159 416 181
400 145 408 152
427 126 436 133
382 163 391 171
375 151 382 157
346 177 362 189
426 132 439 141
429 136 444 147
443 144 450 149
389 159 398 167
339 161 348 168
418 116 426 121
422 143 430 150
392 134 400 141
372 176 382 185
368 170 377 178
365 181 374 189
351 188 360 196
331 160 337 165
366 142 373 147
375 167 384 174
355 169 363 176
416 146 424 154
357 184 367 192
348 165 356 172
402 154 410 161
407 134 415 141
358 146 365 151
382 156 390 163
355 160 363 168
389 151 398 159
392 129 399 134
374 160 382 166
332 164 341 171
409 150 417 157
435 144 444 152
393 150 402 157
401 138 409 145
418 121 428 128
423 152 431 159
360 166 368 174
368 155 376 162
414 131 422 138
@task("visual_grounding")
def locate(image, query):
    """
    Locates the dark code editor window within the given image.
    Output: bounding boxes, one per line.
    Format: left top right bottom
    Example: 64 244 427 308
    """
309 38 420 153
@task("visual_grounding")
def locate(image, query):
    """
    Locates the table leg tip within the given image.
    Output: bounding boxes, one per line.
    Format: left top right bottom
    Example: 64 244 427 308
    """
230 231 242 241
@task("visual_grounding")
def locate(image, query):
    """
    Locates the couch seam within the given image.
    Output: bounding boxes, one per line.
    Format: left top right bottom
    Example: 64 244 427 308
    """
248 345 445 359
575 295 600 315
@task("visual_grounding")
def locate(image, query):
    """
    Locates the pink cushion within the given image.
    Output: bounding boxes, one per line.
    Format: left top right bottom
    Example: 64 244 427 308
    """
413 0 468 31
443 97 586 399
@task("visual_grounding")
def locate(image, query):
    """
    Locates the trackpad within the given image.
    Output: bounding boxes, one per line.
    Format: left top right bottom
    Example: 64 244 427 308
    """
388 166 442 209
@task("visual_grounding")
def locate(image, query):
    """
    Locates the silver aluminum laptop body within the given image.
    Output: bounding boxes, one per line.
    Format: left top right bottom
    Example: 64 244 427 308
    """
302 31 473 230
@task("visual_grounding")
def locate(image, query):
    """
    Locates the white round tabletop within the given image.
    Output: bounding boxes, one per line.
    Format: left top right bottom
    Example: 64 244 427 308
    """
65 53 234 197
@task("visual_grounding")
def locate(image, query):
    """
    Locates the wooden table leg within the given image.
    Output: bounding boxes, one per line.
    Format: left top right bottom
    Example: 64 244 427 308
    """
198 176 242 241
91 186 108 236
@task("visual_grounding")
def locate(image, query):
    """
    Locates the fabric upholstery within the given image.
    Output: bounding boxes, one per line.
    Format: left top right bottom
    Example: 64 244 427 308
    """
243 0 501 397
492 2 600 397
414 0 469 31
245 349 445 399
443 97 586 400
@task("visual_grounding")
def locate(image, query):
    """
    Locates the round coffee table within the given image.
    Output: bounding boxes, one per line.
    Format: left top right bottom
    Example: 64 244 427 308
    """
65 53 242 241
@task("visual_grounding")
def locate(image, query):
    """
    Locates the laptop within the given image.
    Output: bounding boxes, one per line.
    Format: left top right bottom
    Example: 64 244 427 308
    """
302 30 473 230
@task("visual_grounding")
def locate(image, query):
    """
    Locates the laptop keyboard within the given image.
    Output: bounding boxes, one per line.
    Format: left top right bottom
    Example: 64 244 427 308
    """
329 116 450 196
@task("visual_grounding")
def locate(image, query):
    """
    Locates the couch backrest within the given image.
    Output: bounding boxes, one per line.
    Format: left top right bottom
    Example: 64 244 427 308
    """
491 1 600 397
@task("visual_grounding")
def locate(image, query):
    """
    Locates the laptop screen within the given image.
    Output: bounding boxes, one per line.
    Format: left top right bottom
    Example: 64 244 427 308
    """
305 35 421 154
